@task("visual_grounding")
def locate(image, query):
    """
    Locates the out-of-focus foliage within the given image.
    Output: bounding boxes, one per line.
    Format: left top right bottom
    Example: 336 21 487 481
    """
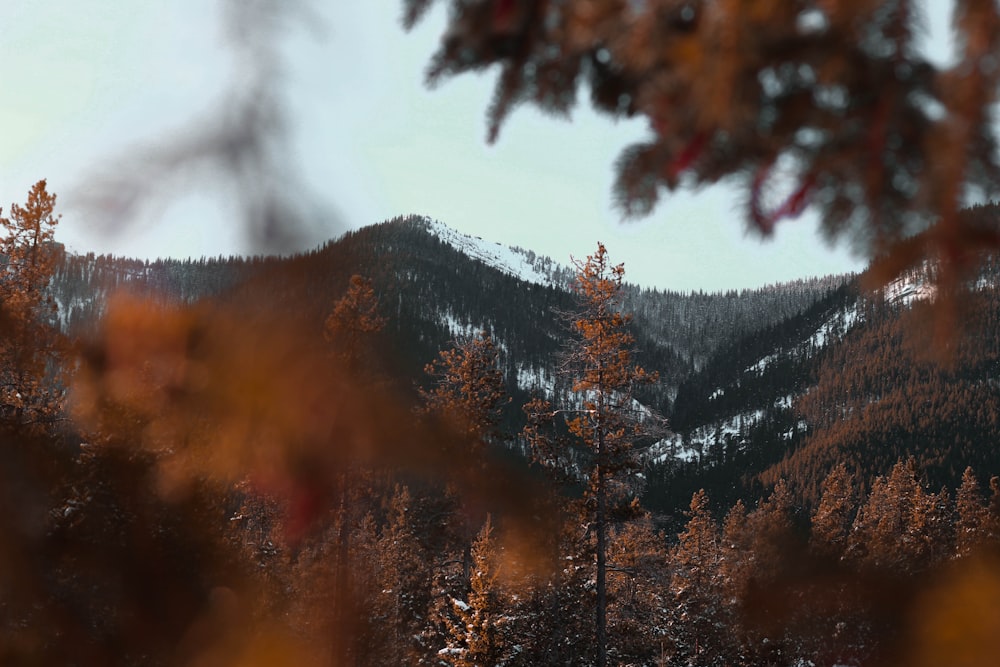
404 0 1000 294
70 292 547 535
76 0 332 255
1 427 332 667
324 274 387 368
0 181 557 663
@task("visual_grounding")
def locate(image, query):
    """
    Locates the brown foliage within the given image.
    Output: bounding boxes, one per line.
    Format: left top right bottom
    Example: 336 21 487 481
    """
405 0 1000 301
419 331 509 445
0 180 65 430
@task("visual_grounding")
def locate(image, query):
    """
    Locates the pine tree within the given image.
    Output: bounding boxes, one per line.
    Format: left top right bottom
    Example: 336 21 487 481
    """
986 476 1000 544
955 466 989 558
524 242 661 667
668 489 725 667
606 514 669 664
440 516 510 667
906 485 953 571
0 180 64 430
811 463 857 561
322 274 387 666
420 331 509 447
420 331 510 599
324 273 386 374
373 485 432 665
849 458 936 573
849 465 906 570
746 479 797 586
506 508 596 666
717 499 751 665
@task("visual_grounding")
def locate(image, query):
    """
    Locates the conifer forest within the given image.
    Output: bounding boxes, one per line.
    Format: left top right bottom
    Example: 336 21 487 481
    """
7 1 1000 666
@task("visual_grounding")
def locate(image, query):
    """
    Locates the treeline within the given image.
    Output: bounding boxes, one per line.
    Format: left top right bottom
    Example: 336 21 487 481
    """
624 273 849 370
224 455 1000 666
49 251 260 334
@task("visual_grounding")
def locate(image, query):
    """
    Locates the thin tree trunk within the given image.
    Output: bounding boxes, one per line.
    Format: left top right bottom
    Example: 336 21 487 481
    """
334 471 353 666
596 421 607 667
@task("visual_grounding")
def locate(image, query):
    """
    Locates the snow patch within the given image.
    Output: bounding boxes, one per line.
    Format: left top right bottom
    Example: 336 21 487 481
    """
516 365 556 394
884 268 936 306
419 216 566 288
646 406 806 465
808 302 859 349
746 352 779 373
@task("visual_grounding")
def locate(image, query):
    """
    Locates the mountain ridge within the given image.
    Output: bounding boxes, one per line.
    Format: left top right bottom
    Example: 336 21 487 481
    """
47 212 1000 520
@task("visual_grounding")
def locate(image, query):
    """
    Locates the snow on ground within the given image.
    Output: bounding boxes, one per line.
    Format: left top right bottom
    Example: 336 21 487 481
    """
808 302 859 349
744 299 861 373
746 352 780 373
438 309 479 340
516 365 556 395
884 270 936 305
419 216 565 288
648 408 769 464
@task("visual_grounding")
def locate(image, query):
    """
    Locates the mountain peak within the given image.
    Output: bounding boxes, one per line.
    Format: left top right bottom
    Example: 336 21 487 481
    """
408 215 569 288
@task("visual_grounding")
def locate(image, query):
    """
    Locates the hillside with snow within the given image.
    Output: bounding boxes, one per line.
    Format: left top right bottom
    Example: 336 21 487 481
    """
48 212 1000 517
414 216 570 288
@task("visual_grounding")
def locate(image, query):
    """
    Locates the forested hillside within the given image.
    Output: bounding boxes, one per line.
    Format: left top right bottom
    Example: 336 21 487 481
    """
11 204 1000 665
648 246 1000 520
49 215 843 429
47 213 1000 522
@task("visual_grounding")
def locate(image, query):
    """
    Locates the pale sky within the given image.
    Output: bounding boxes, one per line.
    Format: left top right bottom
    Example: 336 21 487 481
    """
0 2 958 291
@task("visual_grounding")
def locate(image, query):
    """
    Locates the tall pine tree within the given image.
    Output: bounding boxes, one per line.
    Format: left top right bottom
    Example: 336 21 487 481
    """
525 242 660 667
0 180 63 430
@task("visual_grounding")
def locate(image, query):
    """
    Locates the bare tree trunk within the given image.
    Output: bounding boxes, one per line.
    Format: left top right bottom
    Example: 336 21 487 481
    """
596 422 607 667
334 471 354 667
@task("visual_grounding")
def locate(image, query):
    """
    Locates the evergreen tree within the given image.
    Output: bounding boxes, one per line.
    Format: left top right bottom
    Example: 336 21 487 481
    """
717 499 751 665
955 466 989 558
811 463 857 561
324 273 386 374
420 331 510 600
606 514 669 664
322 274 387 666
906 485 953 571
746 479 797 586
849 463 908 570
0 180 64 429
420 331 509 447
668 489 726 667
373 485 432 665
525 242 660 667
439 516 510 667
506 509 596 666
847 458 943 574
986 476 1000 544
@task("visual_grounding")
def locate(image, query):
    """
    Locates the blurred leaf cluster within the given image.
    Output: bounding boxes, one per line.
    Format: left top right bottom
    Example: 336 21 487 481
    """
404 0 1000 293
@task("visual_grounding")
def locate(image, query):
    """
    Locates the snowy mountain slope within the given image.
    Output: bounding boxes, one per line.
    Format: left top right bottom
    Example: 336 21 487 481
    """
415 216 570 288
645 282 863 498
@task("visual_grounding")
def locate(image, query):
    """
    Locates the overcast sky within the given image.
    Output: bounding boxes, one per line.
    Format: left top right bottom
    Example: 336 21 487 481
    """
0 2 958 291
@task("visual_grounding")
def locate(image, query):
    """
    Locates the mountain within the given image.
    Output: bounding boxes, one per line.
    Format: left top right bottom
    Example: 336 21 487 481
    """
417 216 572 288
48 212 1000 520
51 215 838 412
646 250 1000 518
